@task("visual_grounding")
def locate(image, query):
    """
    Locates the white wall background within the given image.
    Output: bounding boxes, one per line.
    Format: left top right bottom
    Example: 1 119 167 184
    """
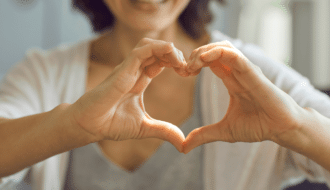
0 0 93 79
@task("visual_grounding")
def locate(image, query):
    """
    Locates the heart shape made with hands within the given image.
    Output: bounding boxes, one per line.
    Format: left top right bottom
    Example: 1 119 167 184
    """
138 40 283 155
144 39 300 156
92 38 297 158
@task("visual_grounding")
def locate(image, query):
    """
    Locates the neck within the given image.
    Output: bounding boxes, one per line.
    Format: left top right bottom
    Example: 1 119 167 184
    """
92 20 201 67
111 20 180 58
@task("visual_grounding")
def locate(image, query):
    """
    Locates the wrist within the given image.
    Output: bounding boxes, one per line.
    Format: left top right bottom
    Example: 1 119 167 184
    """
272 106 330 160
54 103 101 145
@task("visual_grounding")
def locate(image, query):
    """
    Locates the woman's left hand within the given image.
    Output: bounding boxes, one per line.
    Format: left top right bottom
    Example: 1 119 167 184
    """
182 41 305 154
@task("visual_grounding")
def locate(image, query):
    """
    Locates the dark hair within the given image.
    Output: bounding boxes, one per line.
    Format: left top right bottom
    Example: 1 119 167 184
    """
72 0 225 40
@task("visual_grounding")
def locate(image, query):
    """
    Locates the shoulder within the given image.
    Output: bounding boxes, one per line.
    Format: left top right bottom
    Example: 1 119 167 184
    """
24 40 89 70
1 39 90 98
5 40 90 82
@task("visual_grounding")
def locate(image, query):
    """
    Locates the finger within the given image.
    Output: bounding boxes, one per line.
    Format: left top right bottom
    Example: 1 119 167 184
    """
112 41 172 95
187 48 205 74
160 47 188 76
130 59 165 94
209 64 227 79
187 51 205 73
122 41 174 75
131 48 188 94
186 41 234 73
210 65 245 94
182 120 235 154
193 41 234 55
174 67 190 77
129 73 152 94
189 68 202 76
145 59 165 78
200 47 252 74
141 117 185 153
203 47 267 94
160 47 186 67
135 37 154 48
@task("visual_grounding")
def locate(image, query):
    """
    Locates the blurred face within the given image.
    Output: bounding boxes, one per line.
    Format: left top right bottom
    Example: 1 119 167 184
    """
103 0 191 32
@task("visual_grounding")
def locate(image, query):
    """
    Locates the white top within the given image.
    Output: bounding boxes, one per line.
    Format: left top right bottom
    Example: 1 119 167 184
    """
1 30 330 190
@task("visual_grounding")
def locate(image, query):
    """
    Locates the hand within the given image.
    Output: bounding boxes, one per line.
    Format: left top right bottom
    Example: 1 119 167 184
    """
183 41 304 154
68 38 188 152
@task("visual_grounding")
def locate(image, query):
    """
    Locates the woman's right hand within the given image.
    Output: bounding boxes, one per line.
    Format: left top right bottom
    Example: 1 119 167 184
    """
68 38 187 152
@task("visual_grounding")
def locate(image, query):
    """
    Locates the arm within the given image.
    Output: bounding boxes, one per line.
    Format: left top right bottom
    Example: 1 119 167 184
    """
0 103 96 178
0 38 188 180
182 40 330 171
273 107 330 172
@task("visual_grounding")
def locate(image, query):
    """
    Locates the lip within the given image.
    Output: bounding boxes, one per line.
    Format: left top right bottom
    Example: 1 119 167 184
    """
129 0 167 12
131 0 166 3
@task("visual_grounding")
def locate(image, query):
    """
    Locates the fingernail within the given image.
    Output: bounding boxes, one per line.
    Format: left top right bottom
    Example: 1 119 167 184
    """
180 51 186 63
176 49 185 63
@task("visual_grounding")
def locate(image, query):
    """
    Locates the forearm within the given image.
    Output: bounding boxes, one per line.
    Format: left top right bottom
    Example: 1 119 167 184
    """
273 107 330 172
0 103 97 178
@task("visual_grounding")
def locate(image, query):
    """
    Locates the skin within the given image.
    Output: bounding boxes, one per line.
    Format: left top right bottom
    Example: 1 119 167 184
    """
72 0 206 172
181 41 330 172
69 0 330 173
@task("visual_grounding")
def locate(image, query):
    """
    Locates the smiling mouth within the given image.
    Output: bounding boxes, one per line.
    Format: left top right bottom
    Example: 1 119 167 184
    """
131 0 167 4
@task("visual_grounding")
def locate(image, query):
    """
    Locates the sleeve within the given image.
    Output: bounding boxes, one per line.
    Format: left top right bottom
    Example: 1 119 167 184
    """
240 43 330 187
0 49 47 188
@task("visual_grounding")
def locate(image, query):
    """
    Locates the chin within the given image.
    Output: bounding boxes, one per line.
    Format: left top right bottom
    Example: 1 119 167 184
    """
123 17 175 33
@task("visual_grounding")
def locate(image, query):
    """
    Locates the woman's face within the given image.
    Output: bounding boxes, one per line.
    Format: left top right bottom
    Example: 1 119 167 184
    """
103 0 191 31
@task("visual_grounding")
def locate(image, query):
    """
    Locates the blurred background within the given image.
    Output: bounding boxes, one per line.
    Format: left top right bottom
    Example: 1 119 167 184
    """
1 0 330 92
0 0 329 189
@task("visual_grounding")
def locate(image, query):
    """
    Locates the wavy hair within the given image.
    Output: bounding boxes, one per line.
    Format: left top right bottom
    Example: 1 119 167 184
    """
72 0 225 40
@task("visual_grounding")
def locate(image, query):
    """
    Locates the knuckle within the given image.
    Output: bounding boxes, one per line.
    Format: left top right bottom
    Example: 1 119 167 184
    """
136 38 152 47
223 40 234 47
131 48 140 57
178 49 184 58
229 51 239 62
141 37 152 44
191 49 199 55
195 59 203 68
164 42 175 52
190 59 198 68
130 48 144 61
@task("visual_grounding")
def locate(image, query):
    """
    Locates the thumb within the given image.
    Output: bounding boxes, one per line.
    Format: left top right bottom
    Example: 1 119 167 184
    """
141 117 185 153
183 120 234 154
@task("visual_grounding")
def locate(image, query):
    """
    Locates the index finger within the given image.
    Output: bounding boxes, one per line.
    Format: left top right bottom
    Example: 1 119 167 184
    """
200 47 252 74
122 41 174 75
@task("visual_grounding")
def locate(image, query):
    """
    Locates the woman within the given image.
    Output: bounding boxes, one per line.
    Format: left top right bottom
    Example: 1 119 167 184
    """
0 0 330 189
